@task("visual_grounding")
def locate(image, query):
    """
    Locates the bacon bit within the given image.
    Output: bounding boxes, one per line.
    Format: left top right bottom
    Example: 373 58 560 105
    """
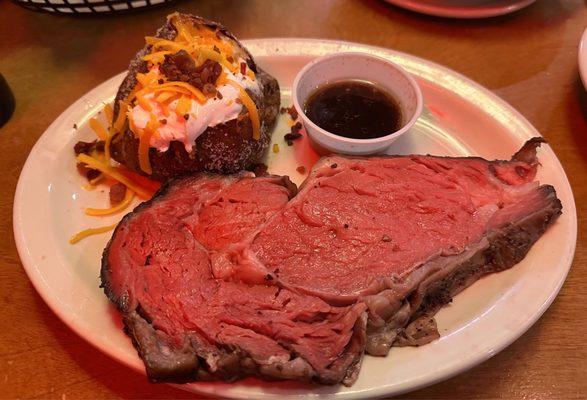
74 140 105 155
272 143 280 153
86 169 101 182
284 132 302 146
296 166 306 174
202 83 217 96
240 62 247 75
291 121 302 134
287 105 298 120
109 183 127 205
77 162 101 182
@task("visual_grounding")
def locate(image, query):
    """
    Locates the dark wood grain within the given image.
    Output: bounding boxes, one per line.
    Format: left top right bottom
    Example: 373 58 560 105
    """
1 0 586 398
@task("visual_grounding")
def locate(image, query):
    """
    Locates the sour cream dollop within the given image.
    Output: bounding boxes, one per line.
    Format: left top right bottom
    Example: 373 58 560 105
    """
129 63 260 152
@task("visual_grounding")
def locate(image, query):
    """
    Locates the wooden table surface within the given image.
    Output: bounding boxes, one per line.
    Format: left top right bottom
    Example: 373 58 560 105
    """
1 0 586 398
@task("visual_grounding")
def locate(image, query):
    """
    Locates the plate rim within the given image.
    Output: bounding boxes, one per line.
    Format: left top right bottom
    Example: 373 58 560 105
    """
13 37 577 399
383 0 537 19
579 28 587 89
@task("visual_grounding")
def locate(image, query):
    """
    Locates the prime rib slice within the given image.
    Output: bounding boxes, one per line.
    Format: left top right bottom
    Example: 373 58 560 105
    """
214 138 562 355
101 173 368 385
102 138 561 385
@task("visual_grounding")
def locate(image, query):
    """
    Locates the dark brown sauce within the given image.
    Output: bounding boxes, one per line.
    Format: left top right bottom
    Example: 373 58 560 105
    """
304 80 402 139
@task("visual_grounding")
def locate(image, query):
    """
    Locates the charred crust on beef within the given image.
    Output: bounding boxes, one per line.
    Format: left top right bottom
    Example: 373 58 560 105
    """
101 173 366 385
101 139 561 385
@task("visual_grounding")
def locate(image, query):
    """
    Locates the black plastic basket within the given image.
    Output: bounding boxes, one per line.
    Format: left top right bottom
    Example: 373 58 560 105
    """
13 0 175 15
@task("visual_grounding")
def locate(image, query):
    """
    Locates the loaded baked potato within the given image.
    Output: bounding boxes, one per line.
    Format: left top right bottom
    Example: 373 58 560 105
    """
109 13 280 181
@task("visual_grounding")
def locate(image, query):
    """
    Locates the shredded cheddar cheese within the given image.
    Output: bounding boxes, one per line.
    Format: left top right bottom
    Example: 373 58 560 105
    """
226 80 260 140
136 94 153 112
85 189 135 216
150 82 206 103
89 118 108 140
103 103 113 125
69 223 118 244
138 114 160 174
175 95 192 117
142 50 172 63
156 91 177 103
76 153 155 199
113 100 128 132
216 71 228 86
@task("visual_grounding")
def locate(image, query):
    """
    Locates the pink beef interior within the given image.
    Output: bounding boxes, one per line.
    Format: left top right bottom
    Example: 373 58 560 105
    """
105 174 366 384
243 155 541 300
102 139 561 385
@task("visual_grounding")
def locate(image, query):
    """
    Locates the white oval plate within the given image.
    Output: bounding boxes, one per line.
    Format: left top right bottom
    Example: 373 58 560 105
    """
13 39 576 399
579 28 587 89
384 0 537 19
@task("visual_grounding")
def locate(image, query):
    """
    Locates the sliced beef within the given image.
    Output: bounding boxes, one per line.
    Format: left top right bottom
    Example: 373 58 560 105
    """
102 139 562 385
214 138 561 354
101 173 367 385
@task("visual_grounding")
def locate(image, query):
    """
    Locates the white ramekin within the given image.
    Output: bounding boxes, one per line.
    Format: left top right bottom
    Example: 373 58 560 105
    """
292 52 423 155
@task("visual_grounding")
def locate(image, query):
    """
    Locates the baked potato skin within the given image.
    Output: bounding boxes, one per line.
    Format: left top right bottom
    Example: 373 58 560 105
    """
110 14 280 181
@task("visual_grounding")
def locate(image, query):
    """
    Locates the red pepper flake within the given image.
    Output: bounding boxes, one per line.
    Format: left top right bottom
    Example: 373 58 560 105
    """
73 123 78 130
296 166 306 174
227 55 234 63
109 183 127 205
160 119 167 125
213 45 220 53
331 163 338 169
240 62 247 75
158 79 164 84
183 114 189 120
